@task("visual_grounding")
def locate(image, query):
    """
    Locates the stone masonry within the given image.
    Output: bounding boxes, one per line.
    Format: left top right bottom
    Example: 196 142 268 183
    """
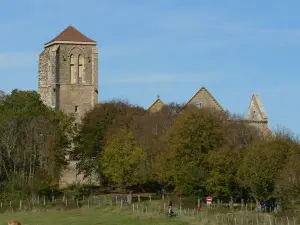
38 26 99 187
38 26 98 123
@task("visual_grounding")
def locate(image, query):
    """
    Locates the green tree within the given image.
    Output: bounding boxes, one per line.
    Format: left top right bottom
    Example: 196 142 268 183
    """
238 139 293 205
275 149 300 205
100 129 146 187
0 89 73 198
161 107 226 195
206 147 243 199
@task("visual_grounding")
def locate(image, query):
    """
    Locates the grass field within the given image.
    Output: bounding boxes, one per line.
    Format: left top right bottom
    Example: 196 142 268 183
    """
0 208 186 225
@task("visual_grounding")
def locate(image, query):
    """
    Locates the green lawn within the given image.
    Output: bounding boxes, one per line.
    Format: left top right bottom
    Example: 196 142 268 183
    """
0 208 187 225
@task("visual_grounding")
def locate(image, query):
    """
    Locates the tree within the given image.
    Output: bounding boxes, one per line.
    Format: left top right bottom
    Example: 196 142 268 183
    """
129 105 178 185
275 149 300 205
0 89 72 198
160 107 227 195
100 129 146 187
0 90 5 102
238 139 293 205
206 147 243 200
225 120 262 149
73 100 145 182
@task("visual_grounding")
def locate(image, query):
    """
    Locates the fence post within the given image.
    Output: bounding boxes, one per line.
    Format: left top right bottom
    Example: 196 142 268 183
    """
180 197 182 215
43 195 46 205
149 195 152 203
65 199 68 207
19 200 22 210
138 195 140 203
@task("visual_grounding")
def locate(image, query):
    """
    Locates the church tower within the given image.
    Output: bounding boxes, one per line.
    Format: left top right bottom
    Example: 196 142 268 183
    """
38 26 98 122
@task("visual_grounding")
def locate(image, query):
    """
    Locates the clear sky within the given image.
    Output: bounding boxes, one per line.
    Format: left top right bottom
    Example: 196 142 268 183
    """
1 0 300 135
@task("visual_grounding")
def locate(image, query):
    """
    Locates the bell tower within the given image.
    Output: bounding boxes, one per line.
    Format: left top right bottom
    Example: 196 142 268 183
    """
38 26 98 122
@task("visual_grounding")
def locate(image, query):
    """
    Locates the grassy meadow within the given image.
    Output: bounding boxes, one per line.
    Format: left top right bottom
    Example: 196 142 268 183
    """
0 208 185 225
0 200 299 225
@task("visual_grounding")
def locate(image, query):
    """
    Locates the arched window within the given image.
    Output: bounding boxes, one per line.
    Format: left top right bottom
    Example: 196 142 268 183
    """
78 55 83 81
70 54 75 84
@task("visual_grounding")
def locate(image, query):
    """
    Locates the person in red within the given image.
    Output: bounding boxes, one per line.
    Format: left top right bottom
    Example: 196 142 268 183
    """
197 203 201 211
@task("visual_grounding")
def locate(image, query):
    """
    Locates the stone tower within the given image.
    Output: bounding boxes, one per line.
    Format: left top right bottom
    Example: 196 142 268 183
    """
38 26 98 122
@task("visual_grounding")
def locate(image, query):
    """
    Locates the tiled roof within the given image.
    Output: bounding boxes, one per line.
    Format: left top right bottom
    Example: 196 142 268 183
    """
45 26 96 45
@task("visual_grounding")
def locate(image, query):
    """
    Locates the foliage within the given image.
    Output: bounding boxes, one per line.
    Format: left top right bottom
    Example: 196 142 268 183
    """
0 90 5 102
100 129 146 187
238 139 293 202
0 89 73 198
206 147 243 200
73 101 145 181
160 107 227 195
275 150 300 204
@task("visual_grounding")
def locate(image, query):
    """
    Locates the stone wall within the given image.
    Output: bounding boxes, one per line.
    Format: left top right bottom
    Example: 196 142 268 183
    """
38 42 99 187
38 43 98 122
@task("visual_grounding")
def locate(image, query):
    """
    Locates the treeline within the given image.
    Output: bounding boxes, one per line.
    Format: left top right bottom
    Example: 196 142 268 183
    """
74 100 300 208
1 89 300 209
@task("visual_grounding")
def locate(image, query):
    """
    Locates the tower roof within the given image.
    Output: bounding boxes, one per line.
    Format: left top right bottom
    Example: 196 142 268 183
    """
44 26 96 47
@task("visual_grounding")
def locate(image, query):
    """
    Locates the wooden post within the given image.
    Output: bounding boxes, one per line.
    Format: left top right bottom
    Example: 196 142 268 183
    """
180 197 182 215
37 196 40 204
138 195 140 202
19 200 22 210
149 195 152 203
43 195 46 205
132 204 135 212
65 199 68 207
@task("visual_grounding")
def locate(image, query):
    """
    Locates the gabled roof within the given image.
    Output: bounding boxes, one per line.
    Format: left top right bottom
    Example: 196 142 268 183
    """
246 93 267 121
147 95 164 112
184 87 225 111
45 26 96 47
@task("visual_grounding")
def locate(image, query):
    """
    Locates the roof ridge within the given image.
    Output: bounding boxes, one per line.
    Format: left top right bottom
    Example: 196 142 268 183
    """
45 26 96 46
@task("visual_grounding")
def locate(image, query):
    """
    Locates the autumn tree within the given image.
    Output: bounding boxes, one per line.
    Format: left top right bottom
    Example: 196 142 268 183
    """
129 105 178 185
73 100 145 182
100 129 146 187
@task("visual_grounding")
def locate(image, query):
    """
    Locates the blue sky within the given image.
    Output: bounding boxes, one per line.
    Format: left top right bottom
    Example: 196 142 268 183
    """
1 0 300 134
